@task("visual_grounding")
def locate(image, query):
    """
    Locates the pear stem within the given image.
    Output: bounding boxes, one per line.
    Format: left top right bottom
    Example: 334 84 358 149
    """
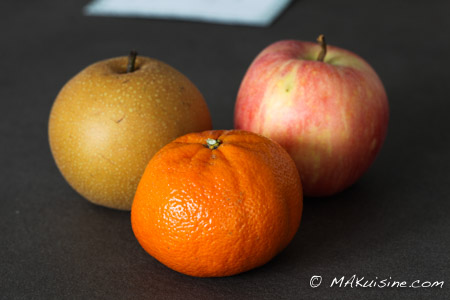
205 138 222 150
316 34 327 62
127 50 138 73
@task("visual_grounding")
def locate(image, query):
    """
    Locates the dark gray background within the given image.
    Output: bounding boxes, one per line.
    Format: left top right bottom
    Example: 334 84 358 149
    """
1 0 449 299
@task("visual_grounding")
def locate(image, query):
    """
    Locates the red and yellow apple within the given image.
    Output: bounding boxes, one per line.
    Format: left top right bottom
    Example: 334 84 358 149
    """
234 36 389 196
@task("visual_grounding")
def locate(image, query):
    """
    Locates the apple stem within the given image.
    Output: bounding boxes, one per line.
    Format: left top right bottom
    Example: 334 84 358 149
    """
127 50 138 73
316 34 327 62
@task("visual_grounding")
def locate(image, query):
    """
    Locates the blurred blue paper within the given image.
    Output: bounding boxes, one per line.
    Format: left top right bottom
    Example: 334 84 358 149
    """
84 0 292 27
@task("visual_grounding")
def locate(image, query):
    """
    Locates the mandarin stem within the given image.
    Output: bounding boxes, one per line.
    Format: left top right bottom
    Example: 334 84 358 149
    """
206 138 222 150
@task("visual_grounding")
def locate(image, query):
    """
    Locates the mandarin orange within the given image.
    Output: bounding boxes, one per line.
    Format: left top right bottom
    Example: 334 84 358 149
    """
131 130 303 277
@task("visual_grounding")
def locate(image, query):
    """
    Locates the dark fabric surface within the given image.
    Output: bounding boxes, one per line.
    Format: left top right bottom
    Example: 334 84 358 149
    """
1 1 449 299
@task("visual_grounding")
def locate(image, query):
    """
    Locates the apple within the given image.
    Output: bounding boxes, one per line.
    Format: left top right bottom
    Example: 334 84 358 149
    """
49 51 212 210
234 35 389 196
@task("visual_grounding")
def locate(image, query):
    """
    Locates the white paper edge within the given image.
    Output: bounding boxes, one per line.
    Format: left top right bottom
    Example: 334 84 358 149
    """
83 0 292 27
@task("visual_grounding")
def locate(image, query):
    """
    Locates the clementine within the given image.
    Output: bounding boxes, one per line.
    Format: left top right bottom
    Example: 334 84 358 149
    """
131 130 303 277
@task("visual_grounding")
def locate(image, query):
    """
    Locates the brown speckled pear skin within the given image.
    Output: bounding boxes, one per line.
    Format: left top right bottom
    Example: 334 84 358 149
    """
48 55 212 210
